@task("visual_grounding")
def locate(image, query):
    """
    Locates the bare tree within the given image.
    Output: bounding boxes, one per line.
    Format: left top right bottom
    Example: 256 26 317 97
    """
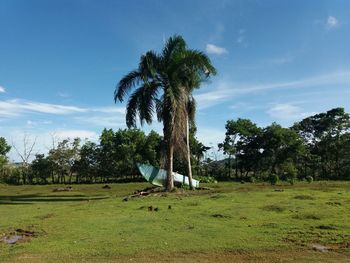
12 133 37 166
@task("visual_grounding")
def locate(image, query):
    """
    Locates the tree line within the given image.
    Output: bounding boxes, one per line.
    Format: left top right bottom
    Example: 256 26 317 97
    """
217 107 350 183
0 107 349 185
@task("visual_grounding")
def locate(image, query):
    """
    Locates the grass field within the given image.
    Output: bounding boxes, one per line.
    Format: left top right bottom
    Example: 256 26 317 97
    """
1 181 350 262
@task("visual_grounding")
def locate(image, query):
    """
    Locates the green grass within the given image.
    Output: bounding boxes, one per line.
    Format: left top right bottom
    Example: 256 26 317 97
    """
1 181 350 262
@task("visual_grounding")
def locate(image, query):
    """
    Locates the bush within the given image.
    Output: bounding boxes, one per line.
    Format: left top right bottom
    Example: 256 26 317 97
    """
269 174 279 185
306 175 313 184
280 161 297 182
194 175 217 183
249 176 256 183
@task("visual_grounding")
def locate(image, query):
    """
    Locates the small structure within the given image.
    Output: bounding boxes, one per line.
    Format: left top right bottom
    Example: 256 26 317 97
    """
137 163 199 188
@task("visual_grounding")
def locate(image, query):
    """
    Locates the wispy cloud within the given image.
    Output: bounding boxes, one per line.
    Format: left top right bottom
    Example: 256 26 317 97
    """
206 44 228 55
236 29 246 44
326 16 339 30
0 99 88 117
75 115 125 128
195 70 350 109
0 86 6 93
0 99 126 118
315 16 341 30
266 104 313 121
58 92 70 98
269 54 294 65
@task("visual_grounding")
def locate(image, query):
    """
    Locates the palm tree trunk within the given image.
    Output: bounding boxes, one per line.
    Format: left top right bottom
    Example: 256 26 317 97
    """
166 143 174 191
186 115 194 190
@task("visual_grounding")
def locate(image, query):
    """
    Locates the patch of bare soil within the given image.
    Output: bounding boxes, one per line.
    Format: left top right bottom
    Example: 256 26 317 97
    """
123 186 213 201
1 228 37 245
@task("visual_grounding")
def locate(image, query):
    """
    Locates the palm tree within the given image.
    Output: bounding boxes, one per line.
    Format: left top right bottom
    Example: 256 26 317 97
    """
114 35 216 191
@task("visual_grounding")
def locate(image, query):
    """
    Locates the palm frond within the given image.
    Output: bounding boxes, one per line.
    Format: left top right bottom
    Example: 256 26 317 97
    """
125 81 160 128
139 51 161 81
162 35 186 64
114 70 141 102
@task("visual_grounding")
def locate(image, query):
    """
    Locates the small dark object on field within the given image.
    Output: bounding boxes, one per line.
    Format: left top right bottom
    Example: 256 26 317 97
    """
316 225 337 230
294 195 314 200
122 197 129 202
274 189 284 192
326 201 342 206
102 185 111 189
148 206 153 211
168 205 172 210
53 186 73 192
262 205 285 212
212 213 227 218
154 207 159 212
16 229 35 237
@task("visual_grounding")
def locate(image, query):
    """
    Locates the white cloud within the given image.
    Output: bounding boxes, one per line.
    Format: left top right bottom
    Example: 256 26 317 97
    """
326 16 339 29
0 99 88 117
266 104 312 121
75 115 125 128
195 70 350 109
0 86 5 93
0 98 126 119
92 106 126 114
206 44 228 55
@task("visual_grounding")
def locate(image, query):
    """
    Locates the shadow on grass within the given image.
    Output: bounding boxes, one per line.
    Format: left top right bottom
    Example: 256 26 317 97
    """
0 194 109 204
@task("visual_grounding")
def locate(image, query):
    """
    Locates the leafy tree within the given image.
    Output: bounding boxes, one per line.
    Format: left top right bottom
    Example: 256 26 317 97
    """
293 107 350 179
73 141 100 183
259 123 304 175
31 154 53 184
48 138 81 184
219 119 261 178
114 35 215 191
0 137 11 168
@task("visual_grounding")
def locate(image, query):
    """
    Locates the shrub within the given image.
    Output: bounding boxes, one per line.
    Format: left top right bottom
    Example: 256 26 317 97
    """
269 174 279 185
194 175 217 184
280 161 297 183
306 175 313 184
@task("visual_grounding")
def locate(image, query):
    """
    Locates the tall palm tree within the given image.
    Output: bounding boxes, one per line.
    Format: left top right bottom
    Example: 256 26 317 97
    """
114 35 216 191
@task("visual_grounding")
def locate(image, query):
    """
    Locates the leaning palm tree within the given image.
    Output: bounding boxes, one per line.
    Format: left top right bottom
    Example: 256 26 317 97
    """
114 35 216 191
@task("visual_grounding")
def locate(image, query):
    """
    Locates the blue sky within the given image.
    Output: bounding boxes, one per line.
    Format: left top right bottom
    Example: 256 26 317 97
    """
1 0 350 161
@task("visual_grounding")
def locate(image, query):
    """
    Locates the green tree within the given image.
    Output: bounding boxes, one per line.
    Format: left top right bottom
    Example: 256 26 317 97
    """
48 138 81 184
219 119 261 178
0 137 11 168
259 123 304 176
293 107 350 179
114 35 215 191
31 154 53 184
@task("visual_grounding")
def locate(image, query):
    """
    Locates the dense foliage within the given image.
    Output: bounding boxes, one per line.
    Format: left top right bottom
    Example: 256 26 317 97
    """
1 107 349 185
217 107 350 182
